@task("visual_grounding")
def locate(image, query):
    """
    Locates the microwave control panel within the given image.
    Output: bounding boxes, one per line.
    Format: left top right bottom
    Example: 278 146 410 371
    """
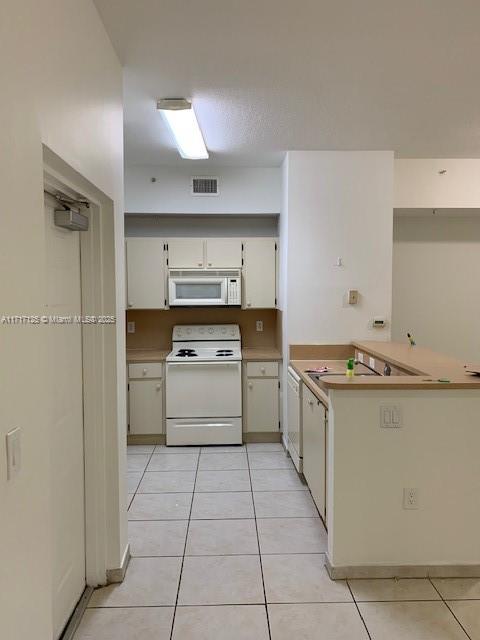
227 277 241 305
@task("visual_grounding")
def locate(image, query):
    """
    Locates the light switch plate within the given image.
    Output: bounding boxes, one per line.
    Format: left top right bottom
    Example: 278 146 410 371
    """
369 356 376 369
380 405 402 428
403 487 419 509
348 289 358 305
256 320 263 332
6 427 21 480
127 321 136 334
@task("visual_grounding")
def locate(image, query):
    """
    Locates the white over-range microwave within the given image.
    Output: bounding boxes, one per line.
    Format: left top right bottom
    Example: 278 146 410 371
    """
168 270 241 306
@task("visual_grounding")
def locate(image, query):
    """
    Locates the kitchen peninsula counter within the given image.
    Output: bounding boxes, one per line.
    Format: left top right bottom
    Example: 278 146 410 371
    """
290 340 480 394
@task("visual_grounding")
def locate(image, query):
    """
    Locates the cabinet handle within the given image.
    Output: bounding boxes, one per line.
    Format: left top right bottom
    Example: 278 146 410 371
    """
127 303 133 308
247 302 251 307
248 382 253 389
261 367 266 374
208 262 212 266
142 368 147 375
198 262 202 266
308 400 314 406
156 384 161 391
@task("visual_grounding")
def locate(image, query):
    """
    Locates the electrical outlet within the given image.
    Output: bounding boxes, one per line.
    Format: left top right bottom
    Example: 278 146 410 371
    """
369 356 375 369
6 428 21 480
403 487 419 510
357 352 364 364
256 320 263 332
127 321 136 334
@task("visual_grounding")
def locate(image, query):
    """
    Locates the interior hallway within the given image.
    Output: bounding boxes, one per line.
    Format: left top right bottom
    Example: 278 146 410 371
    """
73 444 480 640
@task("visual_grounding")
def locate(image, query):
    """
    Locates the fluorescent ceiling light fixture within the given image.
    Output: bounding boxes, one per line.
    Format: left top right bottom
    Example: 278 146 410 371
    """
157 98 208 159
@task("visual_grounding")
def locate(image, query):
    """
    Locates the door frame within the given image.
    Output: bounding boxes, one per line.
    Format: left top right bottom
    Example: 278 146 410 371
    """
43 145 125 588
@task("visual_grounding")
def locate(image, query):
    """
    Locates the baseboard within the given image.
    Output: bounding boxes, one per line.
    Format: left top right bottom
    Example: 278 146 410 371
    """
60 587 94 640
244 432 282 443
106 544 130 584
325 555 480 579
127 434 166 445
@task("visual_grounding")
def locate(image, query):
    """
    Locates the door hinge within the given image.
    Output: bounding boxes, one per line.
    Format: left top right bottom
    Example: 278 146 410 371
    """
127 383 130 391
166 258 169 266
275 242 277 251
164 298 167 307
278 380 281 389
278 420 281 430
275 297 277 306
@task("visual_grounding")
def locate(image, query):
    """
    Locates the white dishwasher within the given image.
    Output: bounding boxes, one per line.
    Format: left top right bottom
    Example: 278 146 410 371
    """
287 366 302 473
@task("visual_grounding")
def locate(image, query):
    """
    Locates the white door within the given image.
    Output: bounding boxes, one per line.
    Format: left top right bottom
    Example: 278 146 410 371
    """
168 238 205 268
243 238 276 308
126 238 165 309
129 380 163 434
45 199 85 639
205 238 242 268
246 378 279 432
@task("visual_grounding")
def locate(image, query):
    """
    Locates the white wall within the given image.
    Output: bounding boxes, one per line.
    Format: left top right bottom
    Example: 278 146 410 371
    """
329 389 480 569
395 159 480 209
0 2 125 639
284 151 394 345
125 165 282 214
392 215 480 363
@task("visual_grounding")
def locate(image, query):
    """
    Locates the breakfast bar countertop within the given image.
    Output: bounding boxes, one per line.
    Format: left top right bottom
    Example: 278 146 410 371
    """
290 341 480 395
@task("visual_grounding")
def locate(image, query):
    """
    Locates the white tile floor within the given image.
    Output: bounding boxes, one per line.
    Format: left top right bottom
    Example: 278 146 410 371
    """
75 443 479 640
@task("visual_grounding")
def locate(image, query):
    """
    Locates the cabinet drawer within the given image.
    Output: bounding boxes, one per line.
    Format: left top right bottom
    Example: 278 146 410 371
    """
128 362 163 379
246 361 278 378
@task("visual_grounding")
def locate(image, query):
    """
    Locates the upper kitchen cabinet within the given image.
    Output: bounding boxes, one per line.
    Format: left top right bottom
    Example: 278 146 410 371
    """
168 238 205 268
205 238 242 268
126 238 166 309
242 238 277 308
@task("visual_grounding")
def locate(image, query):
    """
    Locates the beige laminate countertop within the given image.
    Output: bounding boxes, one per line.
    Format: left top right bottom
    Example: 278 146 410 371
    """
127 347 282 363
127 349 170 363
242 348 282 361
290 341 480 394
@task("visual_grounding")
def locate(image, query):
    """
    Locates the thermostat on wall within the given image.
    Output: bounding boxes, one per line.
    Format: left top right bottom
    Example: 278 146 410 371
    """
372 317 386 328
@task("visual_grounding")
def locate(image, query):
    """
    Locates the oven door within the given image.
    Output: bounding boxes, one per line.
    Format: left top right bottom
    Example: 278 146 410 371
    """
166 361 242 418
168 276 227 306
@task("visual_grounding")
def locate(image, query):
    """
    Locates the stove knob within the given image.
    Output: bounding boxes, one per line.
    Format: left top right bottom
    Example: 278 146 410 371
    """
208 327 214 334
199 327 205 334
186 328 191 334
221 328 226 334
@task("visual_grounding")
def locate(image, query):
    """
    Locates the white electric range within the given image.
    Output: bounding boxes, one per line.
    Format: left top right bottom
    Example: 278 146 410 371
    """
165 324 243 445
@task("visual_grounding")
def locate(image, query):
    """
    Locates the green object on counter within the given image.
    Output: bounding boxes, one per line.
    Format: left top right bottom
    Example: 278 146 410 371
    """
438 378 450 383
346 357 355 378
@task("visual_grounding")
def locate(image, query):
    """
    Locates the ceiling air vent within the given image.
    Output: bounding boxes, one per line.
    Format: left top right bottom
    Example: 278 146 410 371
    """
191 176 219 196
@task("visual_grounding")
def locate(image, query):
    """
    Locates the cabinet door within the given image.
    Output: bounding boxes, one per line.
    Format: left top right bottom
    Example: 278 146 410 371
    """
168 239 205 269
129 380 163 434
126 238 165 309
243 238 276 308
246 378 279 432
302 386 326 518
205 238 242 268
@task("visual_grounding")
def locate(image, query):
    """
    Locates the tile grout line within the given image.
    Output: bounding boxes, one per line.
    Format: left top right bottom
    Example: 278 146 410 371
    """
346 580 372 640
428 578 473 640
168 450 200 640
128 446 157 509
246 447 273 640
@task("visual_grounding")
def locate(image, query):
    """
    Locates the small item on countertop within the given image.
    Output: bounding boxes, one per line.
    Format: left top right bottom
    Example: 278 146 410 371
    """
464 365 480 376
305 366 330 373
437 378 450 383
407 332 416 346
346 358 355 378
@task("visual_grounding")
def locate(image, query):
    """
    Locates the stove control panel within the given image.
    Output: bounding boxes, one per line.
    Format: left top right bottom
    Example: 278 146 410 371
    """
172 324 241 342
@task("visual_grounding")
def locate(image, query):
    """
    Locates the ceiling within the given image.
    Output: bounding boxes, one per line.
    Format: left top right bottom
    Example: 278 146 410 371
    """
94 0 480 167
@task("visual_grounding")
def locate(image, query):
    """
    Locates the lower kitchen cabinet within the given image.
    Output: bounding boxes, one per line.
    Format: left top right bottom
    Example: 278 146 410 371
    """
302 385 327 522
128 362 164 435
245 361 280 433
